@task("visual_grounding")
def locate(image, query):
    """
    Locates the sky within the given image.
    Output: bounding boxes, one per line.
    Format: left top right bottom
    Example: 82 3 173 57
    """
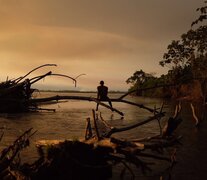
0 0 205 91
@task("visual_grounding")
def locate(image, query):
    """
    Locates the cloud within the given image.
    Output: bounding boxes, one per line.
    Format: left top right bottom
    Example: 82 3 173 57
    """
0 0 204 90
0 0 203 39
0 23 170 90
0 25 138 59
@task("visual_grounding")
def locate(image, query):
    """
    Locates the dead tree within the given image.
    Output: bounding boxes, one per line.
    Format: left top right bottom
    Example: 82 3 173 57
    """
0 64 83 113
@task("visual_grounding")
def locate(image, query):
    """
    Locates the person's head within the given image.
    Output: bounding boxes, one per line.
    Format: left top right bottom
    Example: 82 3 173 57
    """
100 80 104 85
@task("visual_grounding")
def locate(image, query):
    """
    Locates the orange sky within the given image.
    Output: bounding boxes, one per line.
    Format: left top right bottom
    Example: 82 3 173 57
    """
0 0 204 91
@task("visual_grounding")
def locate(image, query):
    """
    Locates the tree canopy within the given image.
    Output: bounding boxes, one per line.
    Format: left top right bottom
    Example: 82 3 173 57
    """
127 1 207 98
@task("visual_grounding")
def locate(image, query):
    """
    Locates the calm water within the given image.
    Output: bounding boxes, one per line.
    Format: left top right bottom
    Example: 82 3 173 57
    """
0 92 206 179
0 92 167 146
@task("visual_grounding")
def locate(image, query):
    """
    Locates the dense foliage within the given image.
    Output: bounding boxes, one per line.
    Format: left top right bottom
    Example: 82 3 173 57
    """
127 1 207 98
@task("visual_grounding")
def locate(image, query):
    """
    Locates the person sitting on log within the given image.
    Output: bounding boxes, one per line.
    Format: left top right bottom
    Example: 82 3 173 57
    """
96 80 113 111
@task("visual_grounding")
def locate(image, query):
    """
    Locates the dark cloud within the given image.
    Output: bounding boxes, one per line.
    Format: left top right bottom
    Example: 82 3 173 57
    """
0 0 204 40
0 0 204 90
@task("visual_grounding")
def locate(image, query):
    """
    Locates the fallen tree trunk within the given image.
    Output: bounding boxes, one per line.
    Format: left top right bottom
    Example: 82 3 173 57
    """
28 95 162 116
28 95 124 116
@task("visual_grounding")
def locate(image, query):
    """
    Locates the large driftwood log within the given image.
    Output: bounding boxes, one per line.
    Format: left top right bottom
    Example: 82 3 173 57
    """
29 96 125 116
28 95 164 116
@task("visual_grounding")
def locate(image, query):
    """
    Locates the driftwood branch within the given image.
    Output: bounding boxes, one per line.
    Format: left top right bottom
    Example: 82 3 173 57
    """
155 102 164 136
190 103 199 126
104 113 165 137
28 95 124 116
29 72 77 86
85 118 93 140
30 71 52 84
15 64 57 83
0 128 36 175
29 95 163 116
162 103 183 137
48 73 77 86
92 109 100 140
173 102 182 119
111 98 161 114
74 73 86 80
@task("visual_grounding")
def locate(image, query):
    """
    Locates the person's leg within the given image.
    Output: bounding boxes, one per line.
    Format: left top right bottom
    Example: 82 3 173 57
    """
107 97 113 110
96 103 99 111
109 101 113 108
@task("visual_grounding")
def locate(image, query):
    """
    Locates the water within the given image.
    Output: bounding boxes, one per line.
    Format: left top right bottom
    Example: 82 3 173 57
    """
0 92 206 179
0 92 165 151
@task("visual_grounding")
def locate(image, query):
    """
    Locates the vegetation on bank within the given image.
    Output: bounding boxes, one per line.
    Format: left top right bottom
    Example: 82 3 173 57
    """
127 1 207 99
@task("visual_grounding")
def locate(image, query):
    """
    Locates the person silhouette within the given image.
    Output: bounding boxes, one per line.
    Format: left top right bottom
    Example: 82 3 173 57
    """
96 80 113 111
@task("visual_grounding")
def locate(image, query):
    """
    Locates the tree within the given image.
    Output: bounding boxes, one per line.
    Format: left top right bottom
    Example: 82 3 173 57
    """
159 1 207 119
160 1 206 81
126 69 155 90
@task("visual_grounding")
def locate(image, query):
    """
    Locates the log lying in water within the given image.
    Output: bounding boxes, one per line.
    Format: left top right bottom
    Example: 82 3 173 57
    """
28 94 164 116
28 95 125 116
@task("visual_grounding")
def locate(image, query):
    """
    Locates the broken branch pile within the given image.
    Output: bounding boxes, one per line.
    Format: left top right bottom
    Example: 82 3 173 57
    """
0 64 82 113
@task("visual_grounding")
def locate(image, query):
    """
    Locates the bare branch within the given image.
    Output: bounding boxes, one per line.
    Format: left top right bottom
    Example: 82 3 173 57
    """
30 72 77 86
15 64 57 83
104 113 165 137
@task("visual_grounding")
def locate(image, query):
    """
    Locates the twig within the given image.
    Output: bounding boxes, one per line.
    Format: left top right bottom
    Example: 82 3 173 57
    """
85 118 93 140
156 102 164 136
74 74 86 80
92 110 100 140
190 103 199 126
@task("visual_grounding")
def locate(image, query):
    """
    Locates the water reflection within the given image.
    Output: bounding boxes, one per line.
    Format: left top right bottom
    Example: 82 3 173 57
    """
0 93 166 159
0 92 204 178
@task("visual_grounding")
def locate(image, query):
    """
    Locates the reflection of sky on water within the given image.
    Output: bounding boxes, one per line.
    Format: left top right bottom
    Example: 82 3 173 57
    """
0 92 192 161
